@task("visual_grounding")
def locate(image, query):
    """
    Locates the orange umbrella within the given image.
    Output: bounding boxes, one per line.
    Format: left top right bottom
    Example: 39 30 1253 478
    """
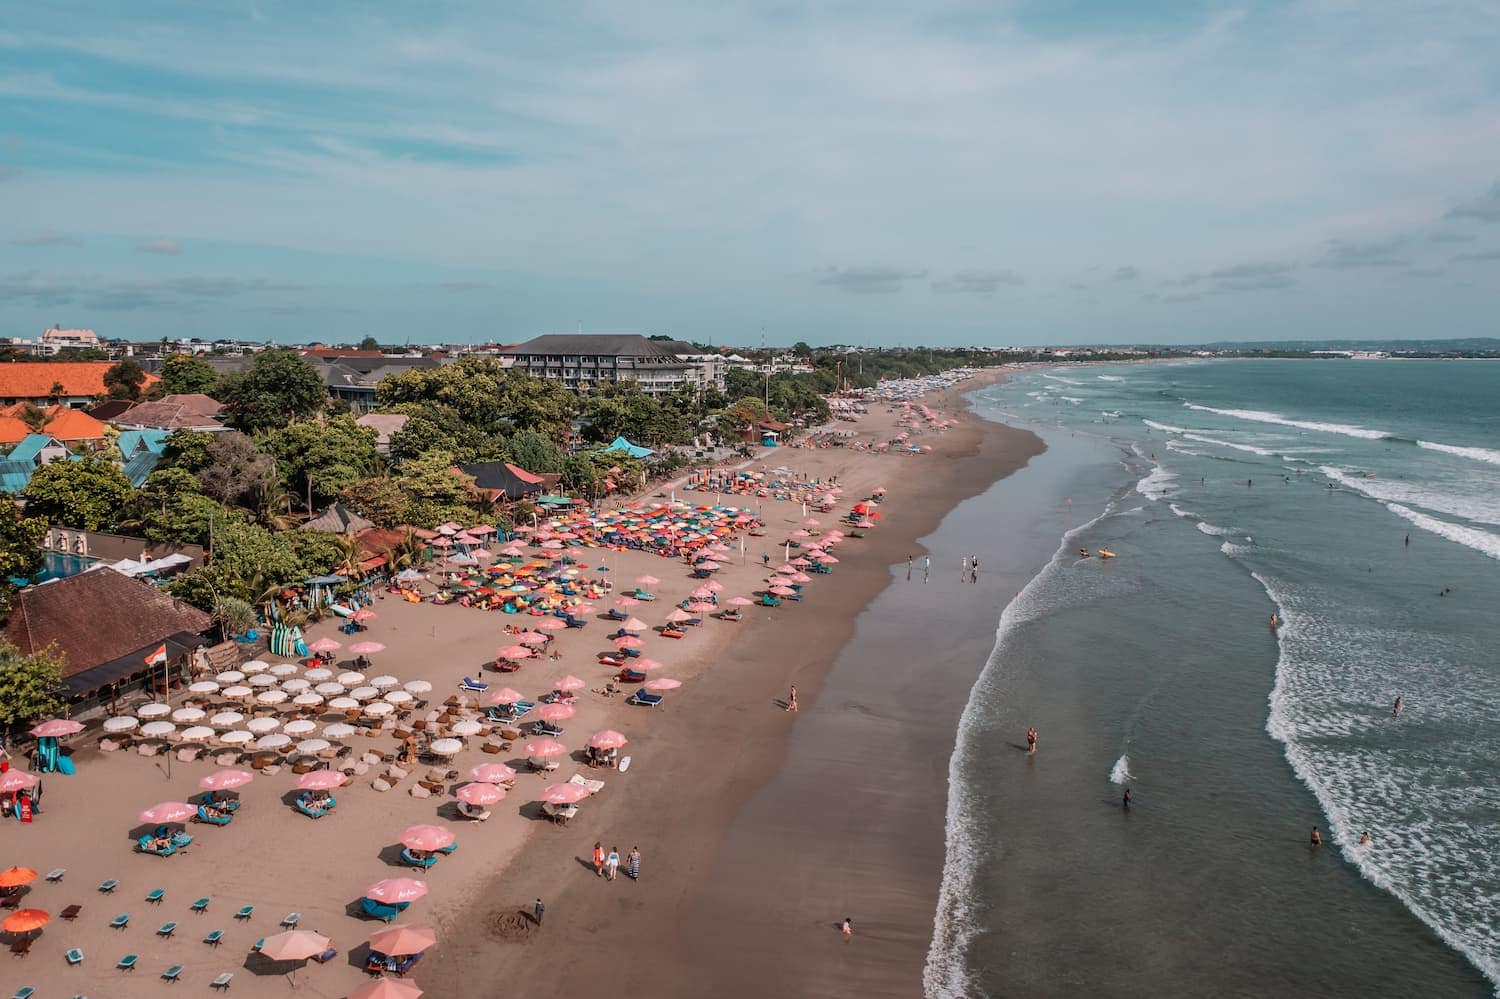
258 929 330 961
0 867 38 889
350 979 424 999
1 909 50 934
368 923 437 957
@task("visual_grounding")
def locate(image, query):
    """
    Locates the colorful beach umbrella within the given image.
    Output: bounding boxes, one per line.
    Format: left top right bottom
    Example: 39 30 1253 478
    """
587 729 628 750
540 782 589 805
138 801 196 824
364 878 429 905
259 929 331 961
468 762 517 783
456 782 506 806
349 978 424 999
1 909 50 934
199 770 254 791
368 923 437 957
400 825 455 851
29 718 84 738
296 770 346 790
0 867 38 889
534 703 575 722
522 738 567 758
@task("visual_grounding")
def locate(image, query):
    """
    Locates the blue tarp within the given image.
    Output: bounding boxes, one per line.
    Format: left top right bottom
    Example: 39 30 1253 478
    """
597 436 654 459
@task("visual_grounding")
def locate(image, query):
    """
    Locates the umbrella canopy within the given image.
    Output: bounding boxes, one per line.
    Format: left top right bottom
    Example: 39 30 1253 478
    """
364 702 395 717
516 632 549 646
293 693 325 708
139 801 196 824
282 678 311 693
644 678 682 691
258 929 331 962
29 718 84 738
215 670 245 684
522 738 567 758
622 617 648 632
308 638 342 653
246 717 280 734
296 770 346 790
496 645 532 660
323 723 357 739
664 608 691 623
269 663 299 677
304 667 335 682
349 978 424 999
534 703 575 723
242 660 270 673
382 689 413 706
199 770 254 791
327 697 360 710
400 824 455 851
553 675 586 692
350 642 387 656
369 674 399 689
613 636 642 650
338 671 367 686
351 608 378 622
428 738 463 756
210 711 245 727
350 686 380 701
368 923 437 957
456 782 506 806
256 690 288 705
587 729 628 750
450 719 481 737
486 687 527 706
222 685 254 700
0 867 37 888
296 739 332 755
468 762 517 783
1 909 50 934
220 730 254 745
137 703 171 719
283 720 318 736
139 721 176 739
364 878 429 905
255 733 292 751
102 716 139 733
249 674 278 687
536 617 566 631
540 782 589 805
0 771 38 793
181 726 216 741
632 657 665 672
727 596 754 606
403 680 432 695
315 682 347 696
188 681 221 695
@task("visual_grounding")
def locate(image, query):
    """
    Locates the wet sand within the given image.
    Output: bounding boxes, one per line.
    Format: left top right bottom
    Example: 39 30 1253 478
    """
432 372 1043 997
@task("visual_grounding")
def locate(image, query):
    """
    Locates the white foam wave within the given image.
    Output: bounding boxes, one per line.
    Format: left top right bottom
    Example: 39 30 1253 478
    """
1220 540 1253 556
1100 410 1121 418
1168 502 1197 519
926 504 1118 998
1384 503 1500 560
1042 372 1084 386
1135 465 1176 499
1417 440 1500 467
1183 403 1388 440
1196 521 1233 536
1108 754 1132 784
1320 466 1500 526
1097 374 1123 382
1059 395 1084 404
1142 418 1187 433
1181 432 1278 457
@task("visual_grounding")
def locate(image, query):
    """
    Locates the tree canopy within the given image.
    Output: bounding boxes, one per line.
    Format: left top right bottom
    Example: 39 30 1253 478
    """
156 354 220 396
104 359 148 401
0 641 66 730
262 416 379 512
0 502 47 622
20 455 136 531
217 349 327 432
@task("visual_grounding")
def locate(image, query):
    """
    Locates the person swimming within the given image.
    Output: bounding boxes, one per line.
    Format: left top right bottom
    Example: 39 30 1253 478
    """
1359 832 1371 846
1392 696 1403 717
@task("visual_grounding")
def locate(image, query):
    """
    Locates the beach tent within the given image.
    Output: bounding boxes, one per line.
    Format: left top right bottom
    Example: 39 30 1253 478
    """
301 503 374 535
597 436 655 460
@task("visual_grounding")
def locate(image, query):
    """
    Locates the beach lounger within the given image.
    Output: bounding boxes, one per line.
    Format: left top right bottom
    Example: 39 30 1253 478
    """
162 964 183 981
146 889 164 904
605 608 627 620
280 912 301 928
204 929 223 946
156 921 178 938
400 848 438 870
234 905 253 920
9 938 31 957
192 897 210 914
632 590 656 601
117 954 138 971
137 837 176 858
44 869 65 883
527 756 559 772
530 720 564 738
110 914 130 929
60 903 81 920
195 805 232 826
568 773 605 795
458 676 488 693
311 947 338 964
98 879 118 893
616 668 647 683
11 988 34 999
211 972 233 990
456 801 491 821
65 948 83 966
628 689 663 706
293 797 329 820
359 897 402 922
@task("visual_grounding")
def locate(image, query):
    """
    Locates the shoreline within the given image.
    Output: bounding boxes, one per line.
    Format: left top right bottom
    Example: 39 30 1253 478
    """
426 368 1045 995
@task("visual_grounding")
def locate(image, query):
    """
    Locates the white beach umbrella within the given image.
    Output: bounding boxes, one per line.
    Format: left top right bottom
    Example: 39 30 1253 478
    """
429 738 463 756
256 690 288 705
283 719 317 737
210 711 244 727
293 692 324 708
369 675 399 689
295 739 331 755
137 703 171 719
219 730 253 745
382 690 413 705
323 723 357 739
180 726 216 741
314 682 346 696
103 716 139 733
241 659 270 674
363 701 394 717
304 667 335 682
403 680 432 695
140 720 175 738
215 670 245 684
255 733 291 751
451 720 482 737
222 685 253 700
248 674 278 687
245 716 280 734
281 677 311 693
327 697 359 710
172 707 206 724
270 662 299 677
350 686 380 701
337 671 366 686
188 680 220 695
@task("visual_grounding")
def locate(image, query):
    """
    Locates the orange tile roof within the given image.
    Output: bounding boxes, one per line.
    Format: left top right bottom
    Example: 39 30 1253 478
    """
0 415 31 445
42 405 108 441
0 361 158 400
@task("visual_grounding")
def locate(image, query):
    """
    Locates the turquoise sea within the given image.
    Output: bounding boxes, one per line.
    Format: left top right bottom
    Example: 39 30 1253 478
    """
928 360 1500 996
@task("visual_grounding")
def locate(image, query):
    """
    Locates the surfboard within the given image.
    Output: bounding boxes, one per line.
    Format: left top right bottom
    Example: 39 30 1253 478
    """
618 755 632 774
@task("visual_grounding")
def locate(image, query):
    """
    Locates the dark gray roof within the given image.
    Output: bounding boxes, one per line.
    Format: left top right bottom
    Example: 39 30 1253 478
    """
502 334 682 358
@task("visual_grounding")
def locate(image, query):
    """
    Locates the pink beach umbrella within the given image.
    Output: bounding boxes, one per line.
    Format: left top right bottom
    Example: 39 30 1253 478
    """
727 596 754 606
349 977 424 999
633 657 666 672
0 771 39 794
613 635 643 650
198 770 254 791
536 618 566 631
517 631 549 646
349 641 386 655
485 688 527 706
468 762 517 783
644 678 682 692
687 601 717 614
259 929 331 962
308 638 342 654
368 923 438 957
540 782 590 805
622 617 648 632
399 824 456 852
664 608 691 623
296 770 347 791
690 586 714 599
29 718 84 738
456 782 507 806
636 575 660 586
138 801 197 824
534 703 575 723
614 596 640 607
364 877 429 905
351 608 378 622
769 585 797 596
587 729 628 750
496 645 533 660
553 675 586 692
522 738 567 759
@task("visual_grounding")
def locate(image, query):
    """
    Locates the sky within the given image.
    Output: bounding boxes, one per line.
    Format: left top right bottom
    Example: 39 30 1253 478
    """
1 0 1498 347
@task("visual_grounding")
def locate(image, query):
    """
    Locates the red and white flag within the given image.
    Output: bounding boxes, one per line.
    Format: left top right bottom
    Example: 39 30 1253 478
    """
143 643 167 666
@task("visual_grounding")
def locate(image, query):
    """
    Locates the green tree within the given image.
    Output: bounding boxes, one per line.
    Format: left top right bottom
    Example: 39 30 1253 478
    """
192 432 277 509
0 503 47 622
0 640 66 729
217 349 328 432
386 403 500 464
156 354 220 396
358 336 380 351
16 403 48 433
104 359 148 401
20 455 135 531
340 474 411 527
504 429 565 473
388 451 478 529
159 429 217 473
137 467 229 545
262 416 379 512
211 596 257 640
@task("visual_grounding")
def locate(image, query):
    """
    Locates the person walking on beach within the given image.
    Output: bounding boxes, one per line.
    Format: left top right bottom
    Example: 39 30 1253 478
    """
970 555 979 584
605 846 620 881
627 846 641 880
593 841 606 877
534 898 545 925
906 555 913 581
841 917 853 939
961 555 969 582
1026 727 1037 754
787 685 798 712
923 556 930 583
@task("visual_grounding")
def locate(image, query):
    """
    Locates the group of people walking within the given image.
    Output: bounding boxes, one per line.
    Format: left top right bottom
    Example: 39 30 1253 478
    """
593 841 642 881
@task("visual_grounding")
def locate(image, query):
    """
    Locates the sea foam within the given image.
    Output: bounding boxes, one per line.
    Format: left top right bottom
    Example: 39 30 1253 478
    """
1109 755 1133 784
1183 403 1388 440
1383 504 1500 560
1417 440 1500 467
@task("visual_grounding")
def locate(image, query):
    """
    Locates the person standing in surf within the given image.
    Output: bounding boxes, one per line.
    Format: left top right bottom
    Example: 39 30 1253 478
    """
1122 787 1131 810
1026 727 1037 755
1392 696 1403 718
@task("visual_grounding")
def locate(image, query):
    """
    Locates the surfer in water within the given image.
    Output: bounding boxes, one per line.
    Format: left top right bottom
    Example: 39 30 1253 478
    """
1392 696 1403 718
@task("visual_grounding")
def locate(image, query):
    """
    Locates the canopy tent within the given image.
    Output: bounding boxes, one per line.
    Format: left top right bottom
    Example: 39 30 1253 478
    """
457 460 545 500
597 436 654 460
301 502 375 535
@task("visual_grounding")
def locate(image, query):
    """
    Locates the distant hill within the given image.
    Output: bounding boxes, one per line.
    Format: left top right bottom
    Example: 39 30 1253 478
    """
1198 337 1500 353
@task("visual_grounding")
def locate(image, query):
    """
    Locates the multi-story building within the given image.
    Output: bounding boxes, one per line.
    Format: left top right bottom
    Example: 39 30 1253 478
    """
9 326 104 356
501 334 726 394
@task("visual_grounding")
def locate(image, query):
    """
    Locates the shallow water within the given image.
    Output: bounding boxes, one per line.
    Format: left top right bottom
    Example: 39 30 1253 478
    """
929 360 1498 996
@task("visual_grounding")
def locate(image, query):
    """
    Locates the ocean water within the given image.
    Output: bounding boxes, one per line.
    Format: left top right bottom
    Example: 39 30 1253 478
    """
928 360 1499 997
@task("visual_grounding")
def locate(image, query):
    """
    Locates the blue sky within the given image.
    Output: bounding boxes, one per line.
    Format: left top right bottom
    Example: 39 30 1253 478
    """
1 0 1497 347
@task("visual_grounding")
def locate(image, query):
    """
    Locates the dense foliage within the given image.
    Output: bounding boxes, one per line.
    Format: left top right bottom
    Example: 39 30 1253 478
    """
0 641 66 730
217 349 328 432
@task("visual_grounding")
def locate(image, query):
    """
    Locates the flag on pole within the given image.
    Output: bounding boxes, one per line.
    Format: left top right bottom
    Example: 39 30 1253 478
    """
144 643 167 666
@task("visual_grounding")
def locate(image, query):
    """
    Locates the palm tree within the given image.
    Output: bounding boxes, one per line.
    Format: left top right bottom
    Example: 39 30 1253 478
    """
334 534 366 581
